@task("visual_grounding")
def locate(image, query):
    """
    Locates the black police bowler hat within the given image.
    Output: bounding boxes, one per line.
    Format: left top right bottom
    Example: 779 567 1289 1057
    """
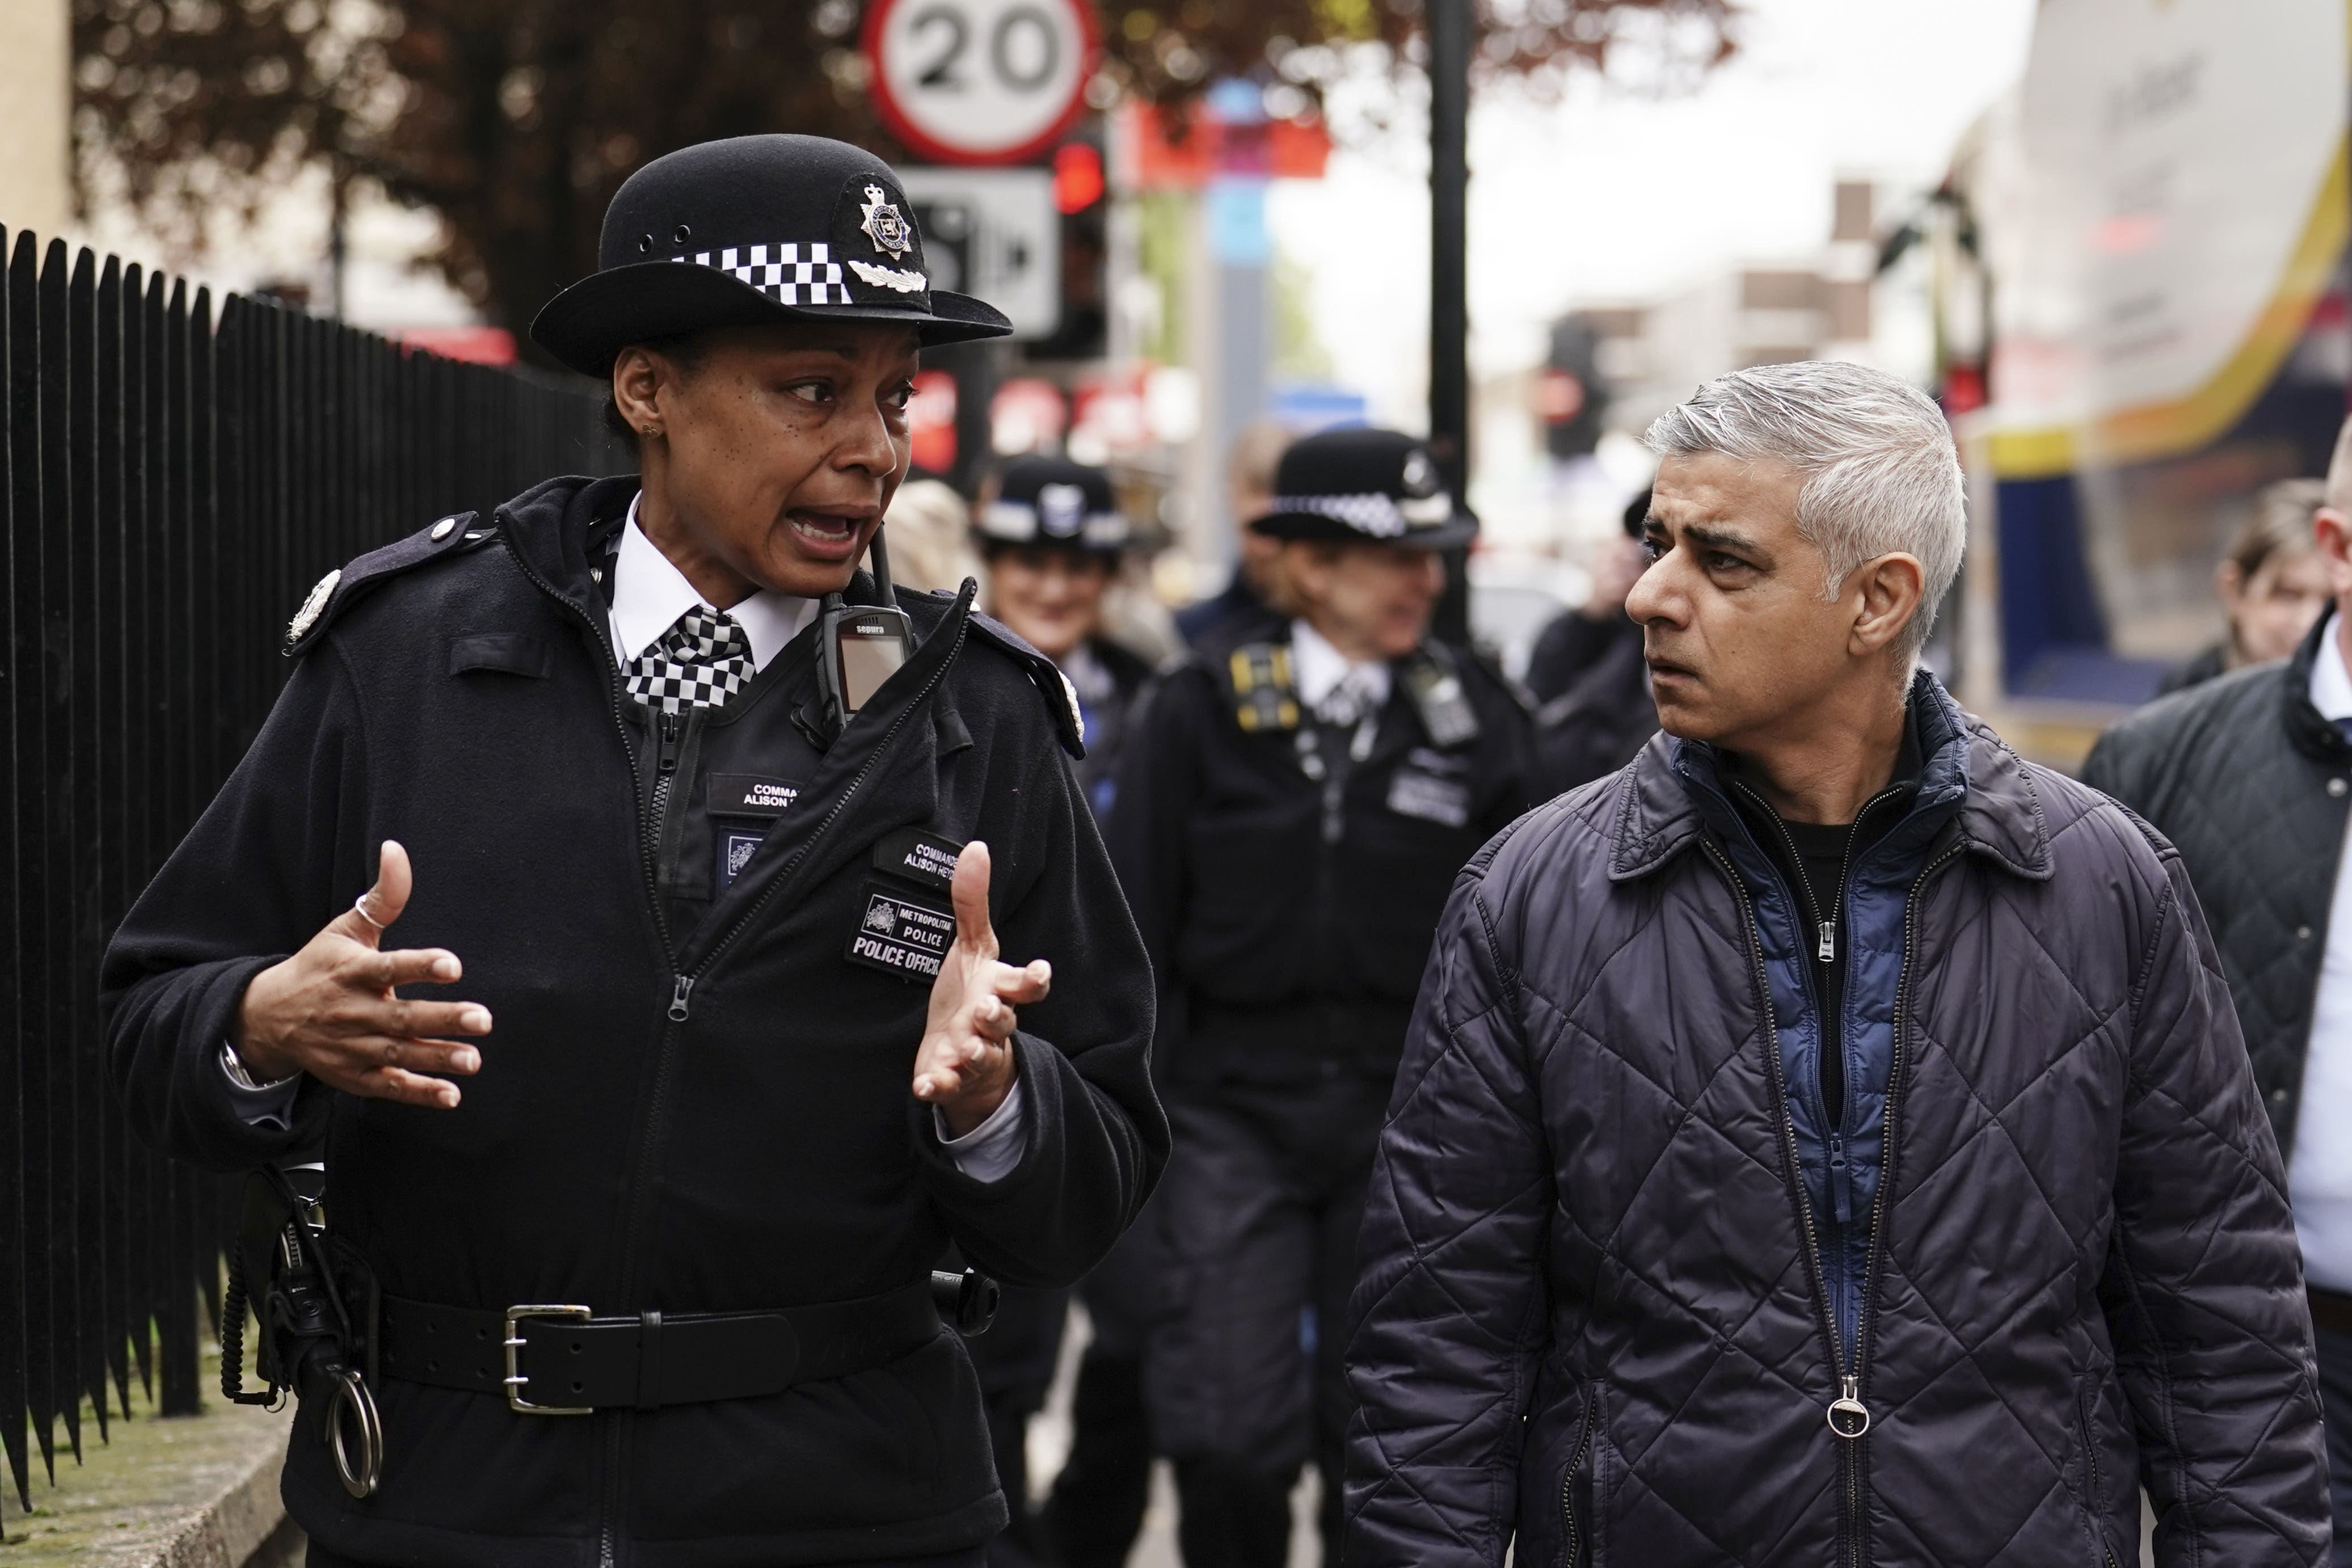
531 135 1013 377
980 456 1129 554
1249 427 1477 550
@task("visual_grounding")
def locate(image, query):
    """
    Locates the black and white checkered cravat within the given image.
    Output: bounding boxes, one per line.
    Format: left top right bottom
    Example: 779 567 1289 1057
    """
626 606 753 713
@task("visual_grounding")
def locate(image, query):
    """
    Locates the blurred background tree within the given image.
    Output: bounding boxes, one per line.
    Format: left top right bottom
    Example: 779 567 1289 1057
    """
69 0 1735 347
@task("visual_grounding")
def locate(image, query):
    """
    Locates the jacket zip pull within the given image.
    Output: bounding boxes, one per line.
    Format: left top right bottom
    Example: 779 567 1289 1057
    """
1828 1132 1854 1223
1817 920 1835 962
1827 1374 1870 1439
657 709 684 773
668 974 695 1022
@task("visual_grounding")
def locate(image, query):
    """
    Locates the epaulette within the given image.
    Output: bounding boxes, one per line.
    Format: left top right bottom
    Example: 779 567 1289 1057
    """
966 609 1087 760
283 508 500 658
1217 642 1301 733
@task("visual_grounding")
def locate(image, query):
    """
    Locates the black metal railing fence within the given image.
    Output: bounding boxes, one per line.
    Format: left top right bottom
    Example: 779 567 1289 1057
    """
0 225 626 1518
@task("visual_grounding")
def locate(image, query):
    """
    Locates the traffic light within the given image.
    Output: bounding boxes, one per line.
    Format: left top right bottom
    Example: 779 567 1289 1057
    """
1541 319 1609 460
1024 128 1107 362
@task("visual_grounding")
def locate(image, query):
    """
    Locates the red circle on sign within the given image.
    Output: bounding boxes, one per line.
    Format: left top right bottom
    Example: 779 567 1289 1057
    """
863 0 1100 167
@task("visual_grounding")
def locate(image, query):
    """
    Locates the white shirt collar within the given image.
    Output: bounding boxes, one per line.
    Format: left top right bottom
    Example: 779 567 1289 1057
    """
2312 613 2352 722
1289 618 1392 710
609 492 816 672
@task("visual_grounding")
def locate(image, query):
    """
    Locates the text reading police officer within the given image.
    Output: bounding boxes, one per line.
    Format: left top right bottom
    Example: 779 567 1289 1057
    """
1105 428 1536 1568
103 136 1166 1568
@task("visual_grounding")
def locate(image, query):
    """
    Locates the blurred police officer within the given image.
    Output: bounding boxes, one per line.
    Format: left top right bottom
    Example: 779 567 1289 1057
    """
980 456 1155 820
960 453 1154 1567
1106 427 1536 1568
103 135 1165 1568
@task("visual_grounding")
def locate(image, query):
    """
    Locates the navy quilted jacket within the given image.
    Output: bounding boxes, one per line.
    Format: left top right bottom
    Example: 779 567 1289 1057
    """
1346 681 2328 1568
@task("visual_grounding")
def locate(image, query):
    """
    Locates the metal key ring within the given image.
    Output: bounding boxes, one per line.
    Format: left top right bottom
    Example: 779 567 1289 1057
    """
326 1366 384 1498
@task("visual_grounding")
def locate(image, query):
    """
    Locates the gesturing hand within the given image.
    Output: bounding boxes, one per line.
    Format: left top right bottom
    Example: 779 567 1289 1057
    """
914 841 1049 1138
231 840 491 1109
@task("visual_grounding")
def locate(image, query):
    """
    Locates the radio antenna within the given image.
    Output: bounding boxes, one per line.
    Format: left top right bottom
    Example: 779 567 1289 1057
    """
867 526 899 608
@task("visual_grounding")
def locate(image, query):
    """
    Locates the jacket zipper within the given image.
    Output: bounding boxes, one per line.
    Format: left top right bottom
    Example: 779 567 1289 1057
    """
645 709 684 865
1697 844 1852 1412
1728 779 1904 971
1836 840 1964 1568
1558 1384 1600 1568
2077 1390 2119 1568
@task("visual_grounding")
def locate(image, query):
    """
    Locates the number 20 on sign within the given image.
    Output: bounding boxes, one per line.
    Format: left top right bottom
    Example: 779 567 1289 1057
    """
863 0 1099 166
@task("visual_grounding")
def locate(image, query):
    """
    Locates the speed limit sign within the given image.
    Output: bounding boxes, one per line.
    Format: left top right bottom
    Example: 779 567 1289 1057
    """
863 0 1098 166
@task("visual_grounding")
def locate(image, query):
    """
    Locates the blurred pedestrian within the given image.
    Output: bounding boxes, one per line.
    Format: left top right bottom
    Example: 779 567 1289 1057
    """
887 474 989 595
1177 419 1293 652
2084 415 2352 1563
2160 475 2332 693
1109 428 1536 1568
1527 488 1656 792
1347 361 2327 1568
960 454 1158 1568
103 135 1166 1568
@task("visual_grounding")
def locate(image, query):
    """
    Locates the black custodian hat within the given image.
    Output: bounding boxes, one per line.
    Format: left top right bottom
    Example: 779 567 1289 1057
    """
531 135 1013 377
980 456 1129 553
1249 427 1476 550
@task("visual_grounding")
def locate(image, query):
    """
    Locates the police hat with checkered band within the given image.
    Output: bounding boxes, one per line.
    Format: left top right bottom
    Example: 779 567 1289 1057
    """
1248 427 1477 550
978 456 1129 555
530 135 1011 377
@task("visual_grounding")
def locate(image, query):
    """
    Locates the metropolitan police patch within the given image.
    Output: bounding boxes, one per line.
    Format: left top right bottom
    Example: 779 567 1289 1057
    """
846 883 955 982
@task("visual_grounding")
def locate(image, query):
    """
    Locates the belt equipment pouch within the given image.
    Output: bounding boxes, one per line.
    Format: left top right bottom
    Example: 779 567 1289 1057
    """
221 1164 386 1500
378 1274 982 1414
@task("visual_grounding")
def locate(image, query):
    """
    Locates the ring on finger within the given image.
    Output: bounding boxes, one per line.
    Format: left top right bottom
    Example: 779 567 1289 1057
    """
352 892 389 933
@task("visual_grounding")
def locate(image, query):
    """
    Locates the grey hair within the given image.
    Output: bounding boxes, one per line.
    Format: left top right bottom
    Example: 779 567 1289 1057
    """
1644 360 1966 661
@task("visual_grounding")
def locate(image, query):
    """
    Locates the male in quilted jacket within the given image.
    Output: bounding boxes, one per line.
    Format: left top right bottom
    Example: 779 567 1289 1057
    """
2084 413 2352 1562
1346 360 2330 1568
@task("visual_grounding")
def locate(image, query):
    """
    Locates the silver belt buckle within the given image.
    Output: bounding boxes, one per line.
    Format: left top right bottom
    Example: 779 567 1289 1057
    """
504 1304 594 1415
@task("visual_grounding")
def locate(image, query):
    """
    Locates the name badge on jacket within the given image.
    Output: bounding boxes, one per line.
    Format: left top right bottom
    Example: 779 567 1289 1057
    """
845 828 967 983
710 775 802 893
1386 768 1471 828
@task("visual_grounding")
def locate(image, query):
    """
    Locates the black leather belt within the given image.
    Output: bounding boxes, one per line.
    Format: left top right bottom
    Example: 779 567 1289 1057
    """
378 1280 940 1414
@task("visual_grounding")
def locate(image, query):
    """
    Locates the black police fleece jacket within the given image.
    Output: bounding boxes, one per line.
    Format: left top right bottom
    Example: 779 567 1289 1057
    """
102 474 1167 1568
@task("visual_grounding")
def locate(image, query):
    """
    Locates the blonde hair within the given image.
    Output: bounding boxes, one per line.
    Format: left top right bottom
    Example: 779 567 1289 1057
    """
883 479 986 596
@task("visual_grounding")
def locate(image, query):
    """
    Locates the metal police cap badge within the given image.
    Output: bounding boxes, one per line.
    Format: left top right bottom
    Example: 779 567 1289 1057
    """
288 568 341 642
1401 449 1439 498
858 184 914 260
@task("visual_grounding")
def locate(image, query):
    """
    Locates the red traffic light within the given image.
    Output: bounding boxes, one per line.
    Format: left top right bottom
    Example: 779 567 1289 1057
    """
1054 142 1106 214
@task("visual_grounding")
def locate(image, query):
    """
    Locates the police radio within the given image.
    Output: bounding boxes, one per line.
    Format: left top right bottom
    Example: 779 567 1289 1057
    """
815 527 914 735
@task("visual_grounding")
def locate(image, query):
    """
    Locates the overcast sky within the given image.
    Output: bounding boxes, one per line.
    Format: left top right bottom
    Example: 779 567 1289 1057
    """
1271 0 2041 424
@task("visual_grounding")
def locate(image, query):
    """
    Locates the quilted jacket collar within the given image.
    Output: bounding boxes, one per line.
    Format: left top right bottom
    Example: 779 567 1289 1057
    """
1608 671 2054 883
2281 609 2352 764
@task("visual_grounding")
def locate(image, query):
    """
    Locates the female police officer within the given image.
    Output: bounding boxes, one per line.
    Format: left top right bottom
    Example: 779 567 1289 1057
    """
1106 427 1533 1568
102 135 1165 1568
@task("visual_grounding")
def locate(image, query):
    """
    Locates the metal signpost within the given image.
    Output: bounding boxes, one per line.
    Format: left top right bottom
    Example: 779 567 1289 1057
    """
894 167 1062 338
1428 0 1473 643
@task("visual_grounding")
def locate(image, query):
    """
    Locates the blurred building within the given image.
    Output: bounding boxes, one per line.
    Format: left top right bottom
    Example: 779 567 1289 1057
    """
1559 179 1883 442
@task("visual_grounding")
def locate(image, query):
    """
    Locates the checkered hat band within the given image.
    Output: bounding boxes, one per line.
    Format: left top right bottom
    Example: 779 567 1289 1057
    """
675 243 850 306
626 607 754 714
1275 493 1413 538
